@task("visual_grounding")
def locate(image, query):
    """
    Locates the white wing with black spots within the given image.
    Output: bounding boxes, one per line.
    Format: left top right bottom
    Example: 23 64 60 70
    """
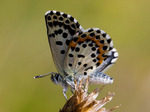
34 10 119 100
45 10 118 85
45 10 84 75
64 28 118 79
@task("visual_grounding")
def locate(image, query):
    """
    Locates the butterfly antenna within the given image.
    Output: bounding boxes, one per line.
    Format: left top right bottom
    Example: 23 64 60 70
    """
34 72 55 79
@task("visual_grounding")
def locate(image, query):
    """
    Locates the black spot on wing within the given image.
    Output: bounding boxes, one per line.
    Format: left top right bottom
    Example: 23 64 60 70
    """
66 40 71 46
85 66 93 71
107 39 111 43
81 34 87 38
65 19 69 24
47 16 51 20
58 29 63 34
88 43 93 47
77 54 85 58
96 30 101 33
50 11 54 15
75 47 80 52
71 24 76 29
91 47 96 51
82 44 87 48
83 64 87 67
76 22 80 28
78 62 81 65
103 46 108 50
96 35 100 39
58 22 63 27
59 17 63 21
84 72 87 75
62 32 68 38
53 15 57 19
56 11 60 16
48 22 53 27
51 33 55 37
102 33 107 37
93 59 97 62
60 50 65 54
88 28 93 32
96 62 100 67
100 40 104 44
68 63 72 67
62 13 67 18
91 53 96 58
54 30 58 35
73 37 78 42
69 16 74 22
56 41 63 46
53 21 58 26
69 53 74 57
89 32 95 37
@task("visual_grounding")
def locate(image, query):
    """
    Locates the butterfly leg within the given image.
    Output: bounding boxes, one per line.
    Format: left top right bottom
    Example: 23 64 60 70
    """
81 84 90 94
63 87 68 100
71 87 75 94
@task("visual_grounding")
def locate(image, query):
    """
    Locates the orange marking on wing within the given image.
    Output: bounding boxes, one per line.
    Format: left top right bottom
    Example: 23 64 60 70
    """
68 35 108 65
69 41 76 48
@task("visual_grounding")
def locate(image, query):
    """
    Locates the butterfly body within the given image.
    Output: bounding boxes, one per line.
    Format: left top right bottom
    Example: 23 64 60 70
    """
35 10 118 100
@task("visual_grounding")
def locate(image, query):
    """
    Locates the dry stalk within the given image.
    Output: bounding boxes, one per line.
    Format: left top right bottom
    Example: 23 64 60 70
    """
60 77 119 112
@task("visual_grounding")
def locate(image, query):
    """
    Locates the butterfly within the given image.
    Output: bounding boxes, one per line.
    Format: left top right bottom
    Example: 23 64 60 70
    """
34 10 118 100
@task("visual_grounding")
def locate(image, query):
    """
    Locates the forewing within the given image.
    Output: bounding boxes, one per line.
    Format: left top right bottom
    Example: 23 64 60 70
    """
45 10 84 75
64 28 118 77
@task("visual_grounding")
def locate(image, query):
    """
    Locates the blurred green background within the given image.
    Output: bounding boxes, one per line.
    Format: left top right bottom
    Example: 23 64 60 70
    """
1 0 150 112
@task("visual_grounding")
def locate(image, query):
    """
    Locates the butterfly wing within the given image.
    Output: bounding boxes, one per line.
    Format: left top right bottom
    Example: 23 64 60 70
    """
64 28 118 78
45 10 84 75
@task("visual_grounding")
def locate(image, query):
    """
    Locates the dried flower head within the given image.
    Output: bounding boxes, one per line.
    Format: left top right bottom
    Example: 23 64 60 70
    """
60 77 119 112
